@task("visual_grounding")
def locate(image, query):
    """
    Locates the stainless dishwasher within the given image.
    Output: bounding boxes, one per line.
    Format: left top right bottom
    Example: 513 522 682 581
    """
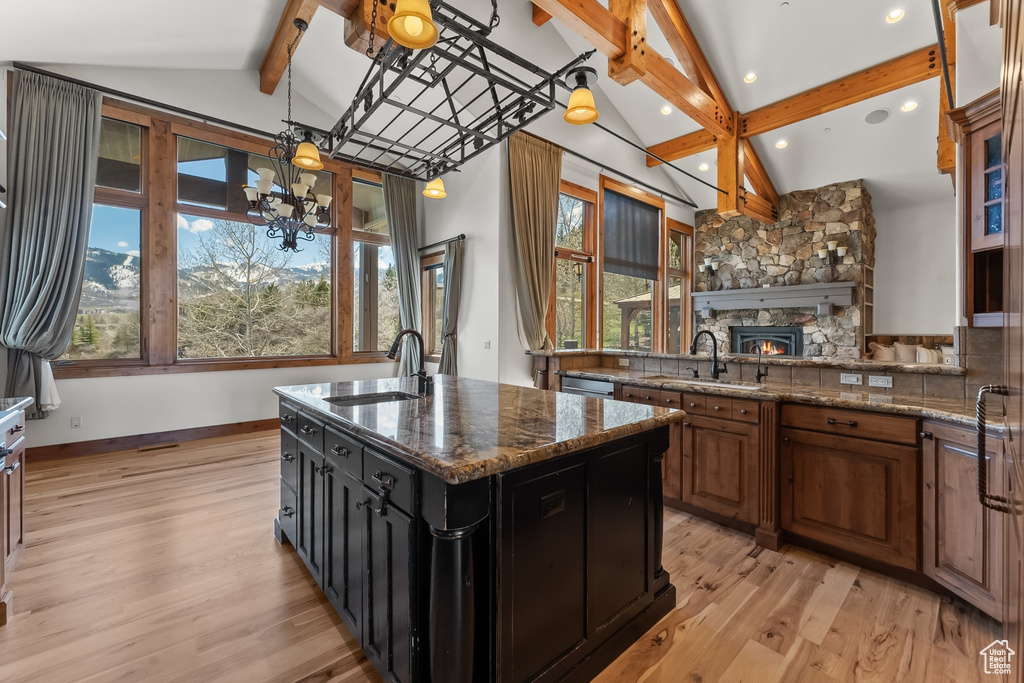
560 376 616 399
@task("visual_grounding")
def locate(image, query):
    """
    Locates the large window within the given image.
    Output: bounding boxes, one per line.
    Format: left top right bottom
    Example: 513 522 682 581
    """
62 118 145 362
420 251 445 359
175 137 333 360
352 175 402 353
665 220 693 354
548 181 596 349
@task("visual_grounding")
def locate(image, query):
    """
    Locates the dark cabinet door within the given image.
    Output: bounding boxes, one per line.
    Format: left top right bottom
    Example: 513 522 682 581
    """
323 463 366 639
922 421 1003 619
363 488 417 683
781 428 918 570
2 440 25 577
297 446 325 584
681 416 758 524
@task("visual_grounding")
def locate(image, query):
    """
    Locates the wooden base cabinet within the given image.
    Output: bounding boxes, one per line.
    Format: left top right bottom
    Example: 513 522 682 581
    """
680 416 759 525
0 408 27 626
921 420 1004 619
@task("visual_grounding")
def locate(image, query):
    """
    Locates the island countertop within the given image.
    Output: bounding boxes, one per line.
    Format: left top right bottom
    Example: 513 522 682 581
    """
274 375 684 484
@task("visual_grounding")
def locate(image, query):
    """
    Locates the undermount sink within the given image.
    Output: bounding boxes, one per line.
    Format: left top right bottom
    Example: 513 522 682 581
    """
324 391 423 406
643 376 764 392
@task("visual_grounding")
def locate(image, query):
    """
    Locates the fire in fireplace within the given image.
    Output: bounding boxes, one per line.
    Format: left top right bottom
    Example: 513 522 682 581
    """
730 326 804 357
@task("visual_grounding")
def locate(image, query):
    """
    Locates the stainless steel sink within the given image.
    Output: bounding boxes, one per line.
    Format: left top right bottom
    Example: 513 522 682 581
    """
324 391 423 406
643 376 764 391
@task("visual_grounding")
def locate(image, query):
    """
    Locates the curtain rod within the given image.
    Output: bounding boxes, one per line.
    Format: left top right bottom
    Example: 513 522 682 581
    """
560 147 697 209
11 62 282 141
419 233 466 252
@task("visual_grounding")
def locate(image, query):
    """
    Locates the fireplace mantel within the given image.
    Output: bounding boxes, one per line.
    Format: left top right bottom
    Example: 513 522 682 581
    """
692 281 856 318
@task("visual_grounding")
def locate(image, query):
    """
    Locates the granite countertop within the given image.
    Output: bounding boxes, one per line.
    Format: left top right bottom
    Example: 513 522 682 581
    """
558 367 989 429
274 376 684 485
529 349 966 376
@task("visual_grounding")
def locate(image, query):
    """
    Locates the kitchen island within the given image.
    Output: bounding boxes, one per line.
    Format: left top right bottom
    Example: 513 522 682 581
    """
274 376 681 683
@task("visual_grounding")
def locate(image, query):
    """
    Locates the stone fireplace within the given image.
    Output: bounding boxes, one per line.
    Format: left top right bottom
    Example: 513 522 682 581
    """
731 326 804 356
694 179 876 359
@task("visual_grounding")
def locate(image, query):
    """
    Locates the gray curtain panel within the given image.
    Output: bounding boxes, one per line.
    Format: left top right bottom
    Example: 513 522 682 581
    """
381 173 422 376
438 238 464 375
508 131 563 352
0 71 102 419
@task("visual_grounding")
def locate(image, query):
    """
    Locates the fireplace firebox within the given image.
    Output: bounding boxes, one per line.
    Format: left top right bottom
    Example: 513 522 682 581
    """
730 326 804 357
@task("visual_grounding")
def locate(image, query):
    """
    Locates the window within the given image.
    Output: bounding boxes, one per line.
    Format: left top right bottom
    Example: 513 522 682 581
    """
175 137 333 360
665 220 693 354
352 175 401 353
62 118 145 362
548 181 597 349
600 178 664 351
420 252 445 359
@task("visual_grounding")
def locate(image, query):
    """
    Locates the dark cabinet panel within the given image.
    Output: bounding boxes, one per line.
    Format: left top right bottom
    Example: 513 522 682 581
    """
323 464 366 638
280 430 297 492
297 446 325 584
279 483 297 546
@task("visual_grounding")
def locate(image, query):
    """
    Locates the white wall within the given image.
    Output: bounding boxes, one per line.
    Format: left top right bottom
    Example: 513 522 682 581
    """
956 3 1002 106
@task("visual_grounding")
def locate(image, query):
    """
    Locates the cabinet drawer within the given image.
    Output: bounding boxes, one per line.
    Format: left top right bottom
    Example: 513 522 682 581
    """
732 399 759 423
325 425 363 479
782 404 917 445
620 385 660 405
280 430 298 492
296 412 325 453
705 396 733 418
279 481 297 545
279 402 298 432
659 390 684 409
364 449 416 515
5 412 25 448
682 393 707 416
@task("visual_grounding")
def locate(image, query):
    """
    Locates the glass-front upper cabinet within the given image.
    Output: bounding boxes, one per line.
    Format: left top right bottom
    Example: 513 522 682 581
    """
970 120 1004 251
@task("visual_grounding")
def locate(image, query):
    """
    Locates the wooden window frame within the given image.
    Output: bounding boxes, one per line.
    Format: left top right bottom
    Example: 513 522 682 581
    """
598 175 666 352
665 218 694 354
420 251 444 362
547 180 598 349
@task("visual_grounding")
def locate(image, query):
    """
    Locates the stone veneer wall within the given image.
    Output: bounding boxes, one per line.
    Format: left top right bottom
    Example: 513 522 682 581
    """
694 180 876 359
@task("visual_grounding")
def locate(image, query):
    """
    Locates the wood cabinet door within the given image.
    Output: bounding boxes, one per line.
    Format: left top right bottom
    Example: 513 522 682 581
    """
681 416 758 524
297 446 325 585
781 429 918 570
2 440 24 577
364 490 417 683
922 422 1004 619
322 464 365 640
663 422 684 506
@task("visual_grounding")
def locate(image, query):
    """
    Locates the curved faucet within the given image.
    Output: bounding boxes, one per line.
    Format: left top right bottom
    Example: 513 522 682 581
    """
387 329 434 396
688 330 728 380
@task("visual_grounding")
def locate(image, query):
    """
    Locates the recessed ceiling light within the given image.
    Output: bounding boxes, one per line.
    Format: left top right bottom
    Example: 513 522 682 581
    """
901 100 918 112
743 72 757 84
886 8 905 23
661 105 672 116
775 139 788 149
698 162 710 171
865 108 891 124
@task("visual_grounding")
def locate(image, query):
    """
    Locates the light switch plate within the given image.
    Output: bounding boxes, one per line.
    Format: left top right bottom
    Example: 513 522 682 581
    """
868 375 893 388
840 373 862 385
618 358 629 367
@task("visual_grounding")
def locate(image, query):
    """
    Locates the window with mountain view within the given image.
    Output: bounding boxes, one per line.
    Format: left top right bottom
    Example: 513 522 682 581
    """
352 178 401 353
175 137 333 360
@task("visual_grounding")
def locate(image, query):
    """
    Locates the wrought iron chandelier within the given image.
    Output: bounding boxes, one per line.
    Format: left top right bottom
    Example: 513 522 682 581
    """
243 19 334 251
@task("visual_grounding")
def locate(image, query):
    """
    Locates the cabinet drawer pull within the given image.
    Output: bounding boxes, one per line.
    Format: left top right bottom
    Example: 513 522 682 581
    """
4 460 19 475
10 424 24 434
300 425 316 435
783 437 791 445
665 398 673 403
644 395 653 401
331 445 349 457
919 431 933 440
826 418 857 427
689 402 697 408
280 415 294 424
683 422 691 427
281 452 294 462
713 405 721 411
740 409 748 415
626 393 634 398
372 471 396 490
355 499 371 510
279 506 295 518
314 464 331 475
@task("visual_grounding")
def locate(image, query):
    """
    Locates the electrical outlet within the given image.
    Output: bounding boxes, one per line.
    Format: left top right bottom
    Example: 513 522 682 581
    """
70 416 82 428
618 358 629 367
840 373 862 385
868 375 893 388
483 340 491 349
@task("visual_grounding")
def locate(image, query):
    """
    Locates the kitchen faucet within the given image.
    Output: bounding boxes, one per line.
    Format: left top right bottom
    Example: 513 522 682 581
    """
688 330 728 380
386 329 434 396
754 346 769 384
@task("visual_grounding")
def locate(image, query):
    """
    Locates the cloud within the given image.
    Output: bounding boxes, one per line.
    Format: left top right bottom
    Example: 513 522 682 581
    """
179 216 215 234
117 241 129 248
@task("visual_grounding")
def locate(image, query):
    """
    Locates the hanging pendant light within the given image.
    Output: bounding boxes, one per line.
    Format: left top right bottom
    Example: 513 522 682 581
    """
564 67 599 125
388 0 439 50
423 177 447 199
292 131 324 170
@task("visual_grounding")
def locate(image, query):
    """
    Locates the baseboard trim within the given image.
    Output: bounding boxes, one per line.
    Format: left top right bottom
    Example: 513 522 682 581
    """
26 418 279 462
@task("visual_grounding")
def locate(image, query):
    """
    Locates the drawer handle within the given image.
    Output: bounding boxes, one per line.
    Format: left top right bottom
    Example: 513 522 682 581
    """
783 437 791 445
4 460 19 475
665 398 673 403
919 431 933 440
626 393 634 398
279 506 295 518
645 395 653 401
314 464 332 475
281 452 294 462
826 418 857 427
280 415 294 424
373 470 396 490
375 489 391 517
683 422 691 427
713 405 721 411
740 409 748 415
331 445 349 457
355 499 371 510
300 425 316 436
689 402 697 408
10 424 24 434
977 385 1012 513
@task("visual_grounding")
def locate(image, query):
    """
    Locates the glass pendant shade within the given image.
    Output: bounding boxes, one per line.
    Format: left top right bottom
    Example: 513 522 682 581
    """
423 177 447 199
388 0 438 49
564 86 599 125
292 141 324 170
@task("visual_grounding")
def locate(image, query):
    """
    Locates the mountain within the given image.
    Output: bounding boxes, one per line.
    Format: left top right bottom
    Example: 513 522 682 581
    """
80 248 141 312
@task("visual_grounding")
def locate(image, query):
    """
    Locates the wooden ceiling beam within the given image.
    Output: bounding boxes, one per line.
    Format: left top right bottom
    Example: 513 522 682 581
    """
717 113 742 217
742 139 778 207
259 0 321 95
531 0 732 137
647 0 728 111
742 45 940 137
607 0 649 85
937 4 957 177
645 128 716 166
533 4 553 27
739 189 779 224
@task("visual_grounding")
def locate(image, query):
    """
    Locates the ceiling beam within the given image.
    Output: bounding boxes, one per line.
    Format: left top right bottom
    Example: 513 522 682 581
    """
531 0 732 137
647 0 725 110
645 128 717 165
742 139 778 206
259 0 322 95
937 4 956 177
739 189 778 225
717 113 742 217
533 4 553 26
607 0 649 85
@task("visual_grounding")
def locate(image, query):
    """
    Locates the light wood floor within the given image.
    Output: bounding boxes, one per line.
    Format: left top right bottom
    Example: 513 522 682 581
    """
0 433 1000 682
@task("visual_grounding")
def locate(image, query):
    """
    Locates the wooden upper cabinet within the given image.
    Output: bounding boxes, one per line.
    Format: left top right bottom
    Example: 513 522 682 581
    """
970 120 1005 251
